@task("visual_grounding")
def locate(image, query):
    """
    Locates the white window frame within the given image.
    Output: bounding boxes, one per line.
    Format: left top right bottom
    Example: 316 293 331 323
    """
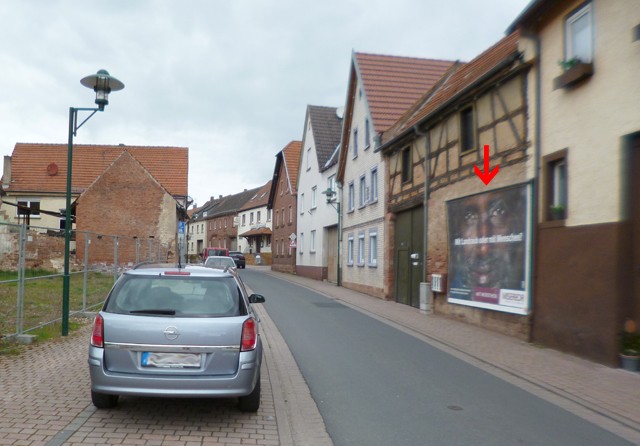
300 193 305 214
311 186 317 209
357 232 365 266
347 234 354 266
368 229 378 267
310 230 316 253
299 232 304 254
359 175 367 208
365 118 371 149
16 199 41 218
306 147 312 171
353 128 359 158
370 166 378 203
348 181 355 212
565 3 593 63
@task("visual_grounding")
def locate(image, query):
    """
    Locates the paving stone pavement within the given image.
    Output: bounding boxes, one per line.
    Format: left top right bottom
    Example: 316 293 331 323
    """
0 300 332 446
254 266 640 445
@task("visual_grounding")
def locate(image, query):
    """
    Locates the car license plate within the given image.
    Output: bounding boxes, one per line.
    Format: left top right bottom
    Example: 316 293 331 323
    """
141 352 201 368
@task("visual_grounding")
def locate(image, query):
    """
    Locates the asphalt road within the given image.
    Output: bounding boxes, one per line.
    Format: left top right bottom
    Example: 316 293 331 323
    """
240 269 634 446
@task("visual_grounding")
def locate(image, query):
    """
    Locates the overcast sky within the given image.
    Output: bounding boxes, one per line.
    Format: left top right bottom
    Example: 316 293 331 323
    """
0 0 530 208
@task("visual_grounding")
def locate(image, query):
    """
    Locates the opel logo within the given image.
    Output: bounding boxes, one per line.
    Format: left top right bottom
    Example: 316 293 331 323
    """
164 326 180 341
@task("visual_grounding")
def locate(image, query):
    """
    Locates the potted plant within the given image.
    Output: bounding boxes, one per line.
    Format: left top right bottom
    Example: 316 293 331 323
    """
549 204 565 220
553 57 594 89
620 322 640 372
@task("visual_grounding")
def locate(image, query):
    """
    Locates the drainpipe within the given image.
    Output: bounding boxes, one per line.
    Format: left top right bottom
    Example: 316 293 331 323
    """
413 124 429 284
521 30 541 342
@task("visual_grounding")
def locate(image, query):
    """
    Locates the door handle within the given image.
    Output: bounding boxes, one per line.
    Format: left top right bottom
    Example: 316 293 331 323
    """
410 253 420 260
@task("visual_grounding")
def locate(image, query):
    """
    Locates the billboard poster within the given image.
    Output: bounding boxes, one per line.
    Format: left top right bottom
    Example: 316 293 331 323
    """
446 183 531 315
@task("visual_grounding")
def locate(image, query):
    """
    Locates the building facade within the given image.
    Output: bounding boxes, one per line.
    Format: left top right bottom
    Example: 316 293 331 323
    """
268 141 302 274
296 105 342 282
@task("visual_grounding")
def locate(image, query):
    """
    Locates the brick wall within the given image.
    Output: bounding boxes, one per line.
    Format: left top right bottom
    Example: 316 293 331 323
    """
75 152 177 265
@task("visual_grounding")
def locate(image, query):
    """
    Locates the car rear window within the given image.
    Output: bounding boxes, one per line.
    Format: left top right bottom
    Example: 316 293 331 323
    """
104 275 247 317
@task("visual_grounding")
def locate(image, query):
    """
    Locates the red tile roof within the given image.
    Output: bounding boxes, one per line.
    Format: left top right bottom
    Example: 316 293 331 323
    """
4 143 188 197
382 32 521 145
355 53 456 133
282 141 302 192
239 180 272 211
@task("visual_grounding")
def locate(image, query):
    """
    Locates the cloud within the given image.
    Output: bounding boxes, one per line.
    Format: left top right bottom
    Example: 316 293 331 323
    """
0 0 530 206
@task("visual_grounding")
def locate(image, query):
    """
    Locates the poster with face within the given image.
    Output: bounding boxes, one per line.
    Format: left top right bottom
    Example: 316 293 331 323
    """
446 183 531 315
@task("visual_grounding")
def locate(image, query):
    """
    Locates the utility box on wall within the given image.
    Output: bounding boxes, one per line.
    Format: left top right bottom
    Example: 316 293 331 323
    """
431 273 447 293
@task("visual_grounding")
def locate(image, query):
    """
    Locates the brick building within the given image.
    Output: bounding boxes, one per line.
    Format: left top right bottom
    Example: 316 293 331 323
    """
268 141 302 274
75 151 186 264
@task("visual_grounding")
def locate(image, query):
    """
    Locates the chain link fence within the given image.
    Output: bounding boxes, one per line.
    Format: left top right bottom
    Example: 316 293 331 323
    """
0 221 173 338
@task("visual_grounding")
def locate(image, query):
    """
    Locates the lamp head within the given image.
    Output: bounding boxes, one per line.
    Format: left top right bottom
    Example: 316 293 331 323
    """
80 69 125 111
321 187 336 203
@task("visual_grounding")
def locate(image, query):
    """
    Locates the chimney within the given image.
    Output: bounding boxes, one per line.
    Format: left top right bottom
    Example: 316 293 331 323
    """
219 195 222 199
2 156 11 188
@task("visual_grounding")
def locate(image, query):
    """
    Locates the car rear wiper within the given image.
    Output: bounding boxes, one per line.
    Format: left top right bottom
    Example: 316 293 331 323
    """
129 309 176 315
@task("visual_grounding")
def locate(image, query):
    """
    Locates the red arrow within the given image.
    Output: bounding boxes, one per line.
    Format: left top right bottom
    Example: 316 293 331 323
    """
474 144 499 185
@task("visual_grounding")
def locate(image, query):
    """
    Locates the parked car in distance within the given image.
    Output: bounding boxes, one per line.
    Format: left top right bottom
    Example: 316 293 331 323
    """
202 247 229 260
204 256 237 270
88 263 266 412
229 251 246 269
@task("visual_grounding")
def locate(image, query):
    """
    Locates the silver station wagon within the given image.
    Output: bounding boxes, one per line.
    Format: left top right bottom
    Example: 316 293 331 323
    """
88 263 265 412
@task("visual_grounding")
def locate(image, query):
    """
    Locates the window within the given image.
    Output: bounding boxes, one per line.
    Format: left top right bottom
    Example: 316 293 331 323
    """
310 230 316 252
306 147 312 171
275 210 279 227
460 106 475 153
545 150 568 220
224 218 227 228
300 193 305 214
250 212 254 224
267 209 272 221
565 3 592 63
347 234 354 265
281 208 285 226
370 167 378 203
359 175 367 207
257 211 261 223
401 146 412 183
17 200 40 217
368 230 378 266
299 232 304 254
289 205 293 224
357 232 365 266
311 186 317 209
242 214 246 226
348 181 355 212
365 119 371 149
328 175 336 194
353 128 359 158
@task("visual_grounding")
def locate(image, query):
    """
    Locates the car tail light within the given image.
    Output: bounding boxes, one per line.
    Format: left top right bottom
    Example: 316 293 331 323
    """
91 314 104 348
241 318 257 351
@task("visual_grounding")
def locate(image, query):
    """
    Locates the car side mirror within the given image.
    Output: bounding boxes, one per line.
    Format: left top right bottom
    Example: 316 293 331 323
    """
249 294 266 304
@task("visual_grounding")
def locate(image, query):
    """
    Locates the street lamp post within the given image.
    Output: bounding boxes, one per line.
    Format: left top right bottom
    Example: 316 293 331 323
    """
322 187 341 287
62 70 124 336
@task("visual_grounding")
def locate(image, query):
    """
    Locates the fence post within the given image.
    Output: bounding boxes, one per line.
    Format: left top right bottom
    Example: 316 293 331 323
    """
113 236 119 282
82 232 90 312
16 222 27 335
149 237 154 261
